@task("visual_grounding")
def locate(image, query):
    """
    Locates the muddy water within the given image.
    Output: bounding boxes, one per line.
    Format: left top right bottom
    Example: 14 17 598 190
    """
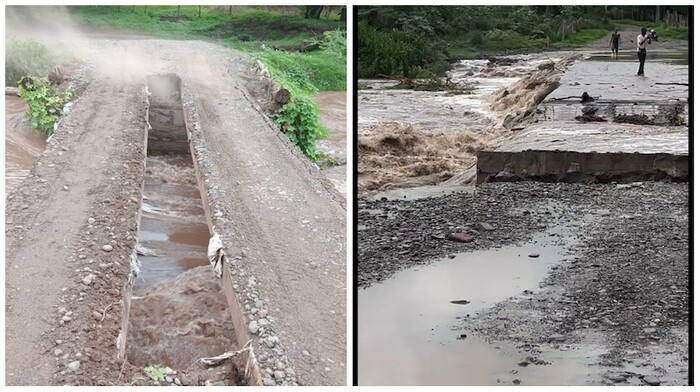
313 91 347 197
5 96 47 191
127 156 238 373
128 265 236 371
134 156 210 290
358 226 608 386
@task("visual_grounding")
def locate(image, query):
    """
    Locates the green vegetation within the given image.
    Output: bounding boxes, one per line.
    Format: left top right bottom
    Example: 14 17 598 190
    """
143 365 167 382
5 39 60 86
17 76 73 135
358 5 689 78
73 5 346 162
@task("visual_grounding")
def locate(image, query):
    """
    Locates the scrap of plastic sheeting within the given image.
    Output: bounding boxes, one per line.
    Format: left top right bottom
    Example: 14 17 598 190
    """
208 233 224 278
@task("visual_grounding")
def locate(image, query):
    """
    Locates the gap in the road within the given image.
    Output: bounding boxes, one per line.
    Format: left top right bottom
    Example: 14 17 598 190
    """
122 73 247 385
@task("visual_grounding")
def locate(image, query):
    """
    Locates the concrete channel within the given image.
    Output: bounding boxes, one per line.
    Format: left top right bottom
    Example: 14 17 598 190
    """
117 74 262 386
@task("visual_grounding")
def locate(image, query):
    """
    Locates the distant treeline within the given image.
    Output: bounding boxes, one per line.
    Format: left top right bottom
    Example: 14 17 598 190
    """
358 6 690 78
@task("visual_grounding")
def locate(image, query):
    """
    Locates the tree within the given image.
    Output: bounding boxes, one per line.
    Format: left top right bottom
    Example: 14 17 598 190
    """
305 6 323 19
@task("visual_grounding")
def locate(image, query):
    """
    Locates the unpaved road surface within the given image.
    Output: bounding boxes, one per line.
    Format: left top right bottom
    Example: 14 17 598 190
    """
6 22 346 386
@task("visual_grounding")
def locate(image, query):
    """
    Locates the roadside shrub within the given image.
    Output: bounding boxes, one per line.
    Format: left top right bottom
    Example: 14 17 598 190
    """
6 39 57 87
17 77 72 135
272 95 327 161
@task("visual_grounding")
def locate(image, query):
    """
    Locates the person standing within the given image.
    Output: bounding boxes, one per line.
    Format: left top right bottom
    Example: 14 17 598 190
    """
637 27 653 76
610 28 621 58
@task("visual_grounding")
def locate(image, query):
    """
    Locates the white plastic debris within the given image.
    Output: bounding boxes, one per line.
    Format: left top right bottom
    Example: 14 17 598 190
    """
207 233 224 278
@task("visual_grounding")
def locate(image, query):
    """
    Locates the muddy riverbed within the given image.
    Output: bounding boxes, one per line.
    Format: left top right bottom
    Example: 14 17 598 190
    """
357 181 688 386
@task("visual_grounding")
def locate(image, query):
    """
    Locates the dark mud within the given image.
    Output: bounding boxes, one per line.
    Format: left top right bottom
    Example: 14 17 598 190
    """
358 181 688 385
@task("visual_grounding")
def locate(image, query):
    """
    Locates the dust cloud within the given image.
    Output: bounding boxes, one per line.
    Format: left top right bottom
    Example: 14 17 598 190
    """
5 5 160 83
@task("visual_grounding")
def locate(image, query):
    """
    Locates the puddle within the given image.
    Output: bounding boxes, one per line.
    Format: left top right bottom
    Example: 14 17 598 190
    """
5 95 47 191
134 156 210 290
358 225 610 385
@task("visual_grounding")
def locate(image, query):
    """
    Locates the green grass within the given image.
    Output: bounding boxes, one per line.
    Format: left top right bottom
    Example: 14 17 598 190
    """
445 27 607 59
73 6 343 46
609 19 688 40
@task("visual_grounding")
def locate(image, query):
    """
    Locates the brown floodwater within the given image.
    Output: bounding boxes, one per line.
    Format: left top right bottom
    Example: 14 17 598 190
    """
134 156 210 291
313 91 347 197
5 95 47 191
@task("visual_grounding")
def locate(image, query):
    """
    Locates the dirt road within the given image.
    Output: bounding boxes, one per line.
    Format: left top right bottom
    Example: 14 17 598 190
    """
5 27 346 386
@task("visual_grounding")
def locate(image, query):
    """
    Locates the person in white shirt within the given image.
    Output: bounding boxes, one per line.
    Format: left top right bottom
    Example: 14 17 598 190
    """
637 27 653 76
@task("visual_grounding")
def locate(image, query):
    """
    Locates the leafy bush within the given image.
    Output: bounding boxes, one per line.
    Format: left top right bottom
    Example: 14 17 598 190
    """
272 95 327 161
17 77 72 135
358 21 448 78
6 39 57 87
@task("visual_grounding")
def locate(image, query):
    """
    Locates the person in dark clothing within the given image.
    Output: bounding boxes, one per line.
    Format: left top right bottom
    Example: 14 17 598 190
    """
636 27 653 76
610 29 621 58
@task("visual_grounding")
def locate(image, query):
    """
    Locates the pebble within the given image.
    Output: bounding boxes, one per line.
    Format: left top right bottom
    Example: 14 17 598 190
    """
265 336 279 348
87 218 95 224
478 222 496 231
528 253 540 258
448 232 474 243
248 320 259 334
303 350 310 356
82 274 96 286
165 376 173 383
285 368 295 377
643 375 661 386
258 318 270 327
67 361 80 372
54 349 63 356
62 315 72 322
63 185 69 191
101 245 113 252
258 309 268 318
174 378 182 386
274 370 286 380
263 377 276 386
548 334 566 343
605 373 628 383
